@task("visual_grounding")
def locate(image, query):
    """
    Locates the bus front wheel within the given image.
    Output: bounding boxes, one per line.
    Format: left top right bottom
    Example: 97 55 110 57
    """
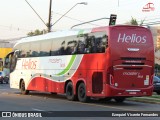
78 83 89 102
20 80 29 95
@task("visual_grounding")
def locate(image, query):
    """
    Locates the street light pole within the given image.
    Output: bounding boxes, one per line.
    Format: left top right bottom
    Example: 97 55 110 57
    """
51 2 87 27
48 0 52 32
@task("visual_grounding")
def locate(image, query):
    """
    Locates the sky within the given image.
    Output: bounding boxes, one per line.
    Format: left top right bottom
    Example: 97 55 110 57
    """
0 0 160 39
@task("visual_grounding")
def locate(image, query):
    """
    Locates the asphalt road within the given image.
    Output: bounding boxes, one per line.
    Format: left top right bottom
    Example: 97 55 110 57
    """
0 84 160 120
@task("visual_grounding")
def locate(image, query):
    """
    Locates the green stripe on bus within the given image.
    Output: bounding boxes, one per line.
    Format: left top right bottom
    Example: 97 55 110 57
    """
78 30 84 37
56 55 76 76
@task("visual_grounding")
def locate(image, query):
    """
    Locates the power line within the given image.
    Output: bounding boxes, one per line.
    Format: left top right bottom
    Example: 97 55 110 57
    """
53 12 101 26
118 16 160 25
143 21 160 26
0 24 31 32
25 0 47 28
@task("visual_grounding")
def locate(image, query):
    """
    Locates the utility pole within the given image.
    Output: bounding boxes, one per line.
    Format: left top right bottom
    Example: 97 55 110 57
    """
48 0 52 32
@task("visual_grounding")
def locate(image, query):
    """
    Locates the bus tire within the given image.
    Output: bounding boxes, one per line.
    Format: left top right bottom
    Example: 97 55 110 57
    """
100 97 112 102
51 92 57 95
20 80 29 95
78 82 89 102
156 91 160 95
114 97 125 103
66 82 76 101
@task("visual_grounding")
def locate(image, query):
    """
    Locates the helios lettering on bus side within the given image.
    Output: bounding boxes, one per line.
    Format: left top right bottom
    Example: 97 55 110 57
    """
22 59 37 69
117 33 147 44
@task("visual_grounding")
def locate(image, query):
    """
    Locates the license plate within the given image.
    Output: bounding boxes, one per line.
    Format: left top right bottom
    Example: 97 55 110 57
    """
129 92 137 95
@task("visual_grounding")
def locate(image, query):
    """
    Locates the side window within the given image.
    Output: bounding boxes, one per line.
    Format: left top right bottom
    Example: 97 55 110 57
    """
66 36 78 55
19 43 30 58
30 42 40 57
51 38 65 56
49 32 108 56
40 40 52 56
76 40 86 54
59 40 66 55
82 32 107 54
14 44 21 58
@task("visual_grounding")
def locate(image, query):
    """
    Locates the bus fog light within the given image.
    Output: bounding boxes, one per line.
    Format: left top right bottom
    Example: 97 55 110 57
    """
115 83 118 87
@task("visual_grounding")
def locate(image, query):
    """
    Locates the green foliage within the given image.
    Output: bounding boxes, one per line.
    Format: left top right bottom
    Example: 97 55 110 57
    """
27 29 47 36
155 63 160 70
128 17 145 26
130 17 138 25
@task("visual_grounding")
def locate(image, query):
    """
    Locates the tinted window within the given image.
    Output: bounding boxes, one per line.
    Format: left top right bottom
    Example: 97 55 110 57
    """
40 40 52 56
76 32 107 54
16 31 107 57
65 36 78 55
51 38 66 56
19 43 30 58
30 42 40 57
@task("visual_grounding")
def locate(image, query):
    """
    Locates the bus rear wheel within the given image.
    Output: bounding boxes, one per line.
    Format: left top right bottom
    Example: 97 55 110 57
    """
100 97 112 102
66 82 76 101
20 80 29 95
78 83 89 102
156 91 160 95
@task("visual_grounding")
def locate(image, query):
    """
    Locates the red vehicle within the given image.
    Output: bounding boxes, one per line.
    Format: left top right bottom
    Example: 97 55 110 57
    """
6 25 154 103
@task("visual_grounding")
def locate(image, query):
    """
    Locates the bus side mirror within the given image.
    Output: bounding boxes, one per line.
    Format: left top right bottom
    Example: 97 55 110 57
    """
4 58 10 67
109 14 117 26
14 50 20 57
4 51 14 68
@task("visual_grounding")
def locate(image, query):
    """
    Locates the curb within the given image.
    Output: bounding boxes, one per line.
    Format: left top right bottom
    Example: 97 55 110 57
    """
127 99 160 104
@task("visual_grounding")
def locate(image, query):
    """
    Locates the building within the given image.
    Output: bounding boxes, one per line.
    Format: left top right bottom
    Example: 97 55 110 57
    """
150 26 160 76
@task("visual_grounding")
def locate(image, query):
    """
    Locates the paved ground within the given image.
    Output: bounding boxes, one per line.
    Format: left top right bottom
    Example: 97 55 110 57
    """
0 84 160 120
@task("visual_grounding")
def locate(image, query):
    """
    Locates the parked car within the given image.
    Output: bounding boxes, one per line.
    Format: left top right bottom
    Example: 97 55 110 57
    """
0 76 3 84
3 76 9 84
0 72 3 84
153 76 160 95
0 72 9 84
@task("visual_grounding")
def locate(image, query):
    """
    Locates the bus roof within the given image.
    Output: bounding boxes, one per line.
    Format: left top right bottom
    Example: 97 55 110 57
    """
15 28 92 46
14 25 149 47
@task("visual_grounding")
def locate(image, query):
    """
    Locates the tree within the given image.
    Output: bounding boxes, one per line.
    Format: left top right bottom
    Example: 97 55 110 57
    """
27 29 47 36
155 64 160 70
126 17 145 26
130 17 138 25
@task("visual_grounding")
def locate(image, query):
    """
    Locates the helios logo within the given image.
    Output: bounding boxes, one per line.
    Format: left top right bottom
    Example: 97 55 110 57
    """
142 2 155 12
117 33 147 44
